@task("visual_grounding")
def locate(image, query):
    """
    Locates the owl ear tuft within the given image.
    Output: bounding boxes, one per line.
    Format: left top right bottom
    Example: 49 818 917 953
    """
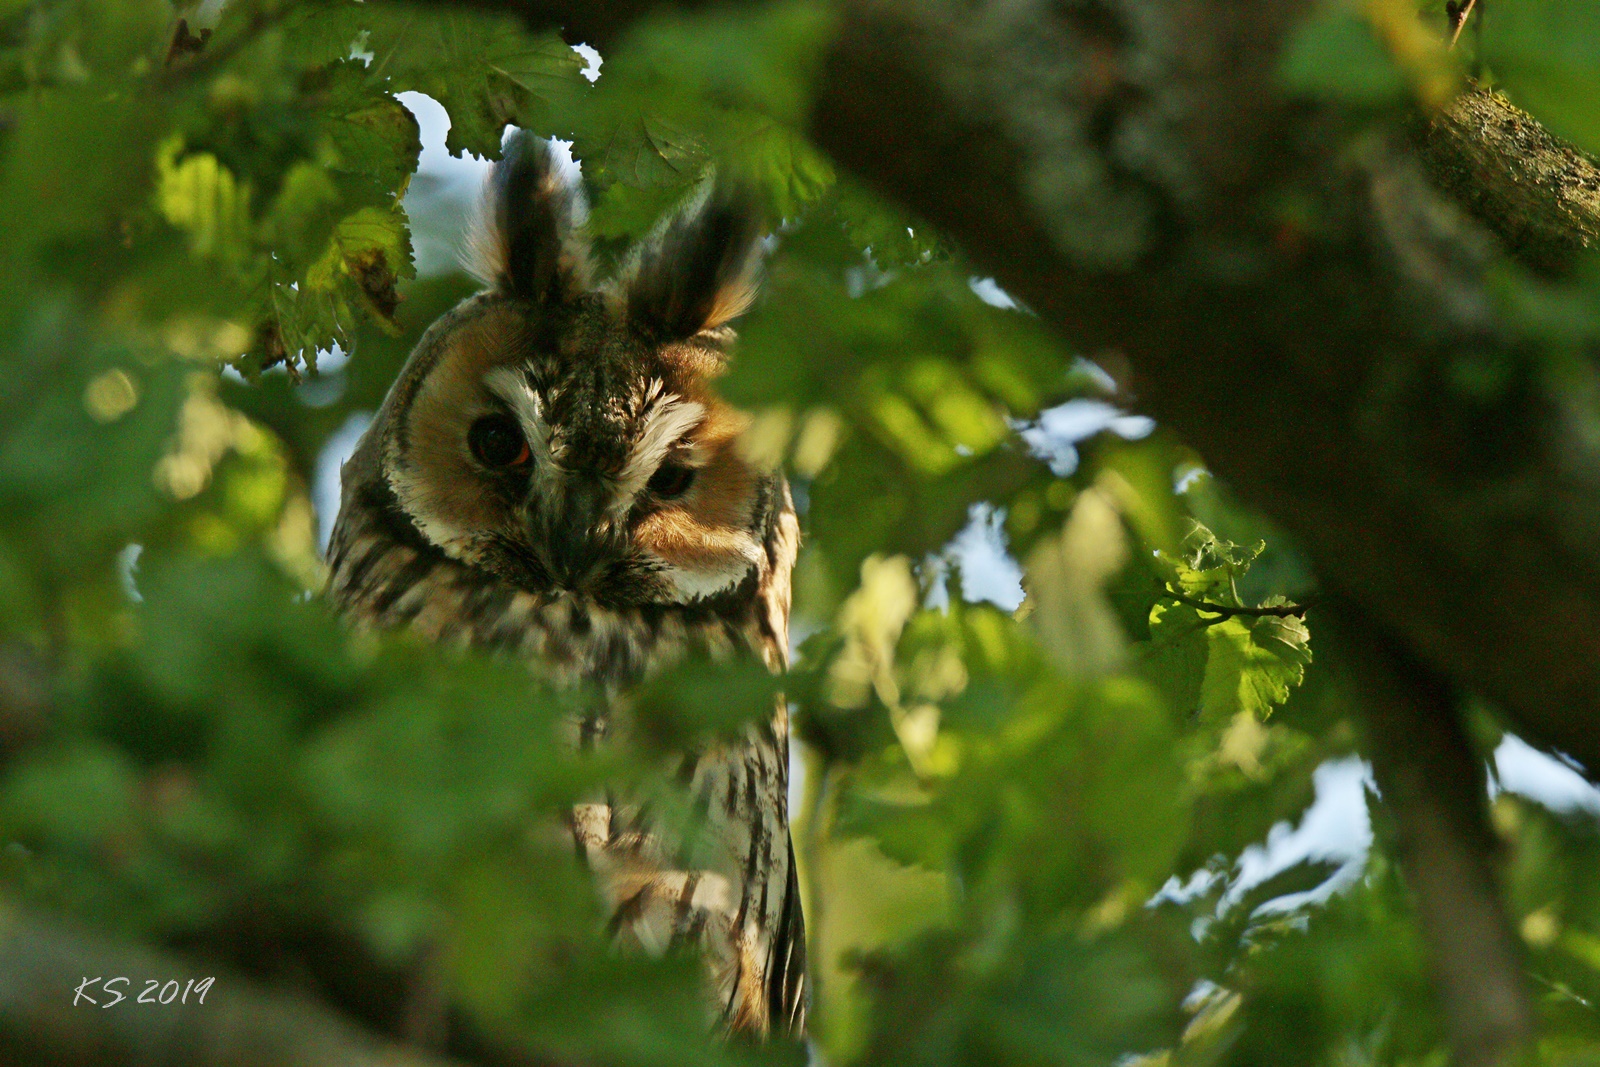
468 131 589 304
620 185 764 341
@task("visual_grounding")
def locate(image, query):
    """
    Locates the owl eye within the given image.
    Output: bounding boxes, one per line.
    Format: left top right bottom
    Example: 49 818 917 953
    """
468 414 530 469
647 462 696 500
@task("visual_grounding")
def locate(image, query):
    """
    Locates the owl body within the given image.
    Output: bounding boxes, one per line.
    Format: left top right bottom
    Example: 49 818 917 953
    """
325 135 804 1037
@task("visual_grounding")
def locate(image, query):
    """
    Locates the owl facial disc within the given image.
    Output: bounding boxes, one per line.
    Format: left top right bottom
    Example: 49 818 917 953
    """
372 133 772 609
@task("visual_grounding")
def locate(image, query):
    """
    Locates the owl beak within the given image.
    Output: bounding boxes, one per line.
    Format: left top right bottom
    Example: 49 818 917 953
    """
543 479 607 590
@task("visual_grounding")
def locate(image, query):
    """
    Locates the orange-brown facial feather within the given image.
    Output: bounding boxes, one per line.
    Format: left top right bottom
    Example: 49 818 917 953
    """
632 402 761 587
386 305 534 556
657 337 731 379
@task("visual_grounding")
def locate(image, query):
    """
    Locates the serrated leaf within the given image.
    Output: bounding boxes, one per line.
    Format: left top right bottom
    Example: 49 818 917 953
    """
307 205 415 290
1200 614 1311 721
1153 527 1264 604
367 16 587 156
718 113 835 217
316 65 423 195
285 6 586 157
574 110 709 191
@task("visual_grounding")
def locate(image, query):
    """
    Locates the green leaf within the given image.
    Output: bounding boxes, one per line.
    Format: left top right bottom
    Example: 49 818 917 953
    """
718 113 835 217
1280 9 1408 107
314 63 424 198
1486 0 1600 155
1133 602 1209 716
587 181 691 241
155 142 255 263
367 14 587 155
1200 613 1313 722
260 203 414 367
309 205 416 292
1137 523 1311 725
1076 677 1190 884
1 743 139 852
630 656 785 750
1025 488 1130 677
574 110 710 192
0 88 159 292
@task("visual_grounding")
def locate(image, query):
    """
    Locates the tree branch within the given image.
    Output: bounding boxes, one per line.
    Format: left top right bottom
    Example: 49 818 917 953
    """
1415 84 1600 273
803 0 1600 775
1447 0 1478 49
1323 603 1533 1067
0 905 463 1067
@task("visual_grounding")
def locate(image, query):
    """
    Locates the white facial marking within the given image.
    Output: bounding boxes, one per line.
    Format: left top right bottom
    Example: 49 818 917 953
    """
386 463 469 554
483 366 553 467
659 542 761 603
615 387 705 509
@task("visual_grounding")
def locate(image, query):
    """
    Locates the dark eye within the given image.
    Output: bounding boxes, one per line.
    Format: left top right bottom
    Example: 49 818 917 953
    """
648 462 696 500
468 414 529 469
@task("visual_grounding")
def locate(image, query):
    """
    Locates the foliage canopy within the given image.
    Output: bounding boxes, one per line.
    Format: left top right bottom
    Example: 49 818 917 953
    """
1 1 1599 1064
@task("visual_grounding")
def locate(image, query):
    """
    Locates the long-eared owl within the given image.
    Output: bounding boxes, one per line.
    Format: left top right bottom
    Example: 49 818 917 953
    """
325 132 805 1038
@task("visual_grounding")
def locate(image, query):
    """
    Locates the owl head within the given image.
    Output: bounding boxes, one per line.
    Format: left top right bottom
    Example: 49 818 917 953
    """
353 133 772 608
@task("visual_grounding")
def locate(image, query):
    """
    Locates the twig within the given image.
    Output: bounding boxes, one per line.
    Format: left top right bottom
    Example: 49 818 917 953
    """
153 10 279 91
1448 0 1478 49
1159 588 1309 620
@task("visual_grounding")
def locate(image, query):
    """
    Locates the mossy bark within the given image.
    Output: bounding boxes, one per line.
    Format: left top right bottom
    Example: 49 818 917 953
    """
1417 85 1600 274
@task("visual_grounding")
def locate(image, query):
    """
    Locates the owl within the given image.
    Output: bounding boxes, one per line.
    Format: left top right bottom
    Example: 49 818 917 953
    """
325 132 805 1038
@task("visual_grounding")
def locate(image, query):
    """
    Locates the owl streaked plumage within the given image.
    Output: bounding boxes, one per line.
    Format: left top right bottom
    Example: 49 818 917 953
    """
325 133 805 1037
